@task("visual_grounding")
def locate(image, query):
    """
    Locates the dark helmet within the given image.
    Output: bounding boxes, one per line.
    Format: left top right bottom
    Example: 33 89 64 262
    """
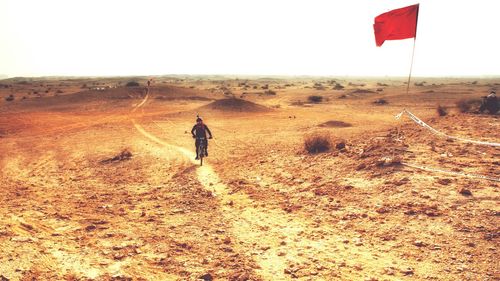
196 117 202 122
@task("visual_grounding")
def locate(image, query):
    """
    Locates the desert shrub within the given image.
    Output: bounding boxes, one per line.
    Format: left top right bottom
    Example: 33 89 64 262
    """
291 100 304 106
333 83 344 90
81 83 87 88
126 81 140 87
304 132 331 154
313 83 325 90
5 94 14 101
437 105 448 116
56 90 64 94
308 95 323 103
373 98 388 105
456 98 482 113
261 84 269 90
414 81 426 86
264 90 276 95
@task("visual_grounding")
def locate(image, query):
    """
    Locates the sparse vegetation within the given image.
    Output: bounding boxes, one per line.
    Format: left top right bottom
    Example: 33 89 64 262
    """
373 98 388 105
126 81 140 87
437 105 448 116
308 95 323 103
333 83 345 90
5 94 14 101
304 132 331 154
313 83 325 90
264 90 276 95
456 98 482 113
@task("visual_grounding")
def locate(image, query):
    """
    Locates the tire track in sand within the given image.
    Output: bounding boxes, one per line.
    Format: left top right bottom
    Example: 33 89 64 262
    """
130 88 432 280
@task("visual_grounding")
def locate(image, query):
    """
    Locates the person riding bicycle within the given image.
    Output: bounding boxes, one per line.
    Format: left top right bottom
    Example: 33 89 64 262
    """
191 116 213 160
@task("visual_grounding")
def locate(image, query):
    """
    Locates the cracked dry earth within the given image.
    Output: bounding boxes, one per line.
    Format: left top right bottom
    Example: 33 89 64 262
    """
0 82 498 281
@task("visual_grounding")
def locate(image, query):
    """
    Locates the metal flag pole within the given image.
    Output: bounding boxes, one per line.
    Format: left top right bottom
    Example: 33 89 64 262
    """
406 38 417 95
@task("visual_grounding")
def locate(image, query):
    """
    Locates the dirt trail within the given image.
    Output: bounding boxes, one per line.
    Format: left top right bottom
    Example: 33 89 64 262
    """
131 89 431 280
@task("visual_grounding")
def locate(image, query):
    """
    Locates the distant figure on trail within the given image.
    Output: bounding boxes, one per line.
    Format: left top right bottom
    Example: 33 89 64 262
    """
480 91 499 114
191 116 213 160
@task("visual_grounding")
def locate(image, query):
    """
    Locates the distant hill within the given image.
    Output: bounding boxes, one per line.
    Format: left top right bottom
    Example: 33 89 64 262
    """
0 74 8 80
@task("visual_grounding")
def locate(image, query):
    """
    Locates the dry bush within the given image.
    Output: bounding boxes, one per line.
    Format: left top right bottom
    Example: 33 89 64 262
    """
456 98 482 113
304 132 331 154
333 83 344 90
126 81 140 87
373 98 388 105
100 149 132 164
5 94 14 101
308 95 323 103
437 105 448 116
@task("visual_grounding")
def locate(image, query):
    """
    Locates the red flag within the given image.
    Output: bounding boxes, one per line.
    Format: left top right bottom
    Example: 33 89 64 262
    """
374 4 419 47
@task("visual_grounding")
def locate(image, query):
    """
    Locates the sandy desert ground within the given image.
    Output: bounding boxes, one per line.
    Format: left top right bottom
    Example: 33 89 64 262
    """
0 76 498 280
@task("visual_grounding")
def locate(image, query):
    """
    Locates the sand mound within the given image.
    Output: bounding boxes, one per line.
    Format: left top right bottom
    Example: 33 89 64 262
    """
200 98 270 112
319 120 352 128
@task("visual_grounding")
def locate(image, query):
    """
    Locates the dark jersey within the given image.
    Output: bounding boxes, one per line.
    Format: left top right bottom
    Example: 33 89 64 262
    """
191 123 212 138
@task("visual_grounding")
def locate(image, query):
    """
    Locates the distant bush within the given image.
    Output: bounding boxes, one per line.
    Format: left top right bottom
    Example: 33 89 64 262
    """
304 132 331 154
56 90 64 94
373 98 388 105
308 95 323 103
126 81 140 87
333 83 344 90
437 105 448 116
456 98 482 113
264 90 276 95
5 94 14 101
313 83 325 90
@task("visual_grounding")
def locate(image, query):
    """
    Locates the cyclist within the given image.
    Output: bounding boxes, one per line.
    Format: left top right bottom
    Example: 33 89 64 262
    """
191 116 213 160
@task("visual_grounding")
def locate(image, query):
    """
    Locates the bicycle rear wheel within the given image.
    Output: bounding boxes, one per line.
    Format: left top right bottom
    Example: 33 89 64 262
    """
197 144 204 166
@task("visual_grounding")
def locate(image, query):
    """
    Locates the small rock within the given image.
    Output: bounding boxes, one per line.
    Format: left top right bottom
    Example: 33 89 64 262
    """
458 188 472 196
85 225 97 231
437 178 452 185
199 273 213 281
465 242 476 247
413 240 425 247
400 267 414 275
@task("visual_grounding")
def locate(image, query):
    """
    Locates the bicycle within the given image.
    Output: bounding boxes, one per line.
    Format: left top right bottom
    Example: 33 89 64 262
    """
196 137 207 166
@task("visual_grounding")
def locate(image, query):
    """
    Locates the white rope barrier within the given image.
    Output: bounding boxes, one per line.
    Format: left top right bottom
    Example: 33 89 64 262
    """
402 162 500 182
395 109 500 147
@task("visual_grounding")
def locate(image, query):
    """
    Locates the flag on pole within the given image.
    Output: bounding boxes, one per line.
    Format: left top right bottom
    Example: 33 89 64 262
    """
374 4 419 47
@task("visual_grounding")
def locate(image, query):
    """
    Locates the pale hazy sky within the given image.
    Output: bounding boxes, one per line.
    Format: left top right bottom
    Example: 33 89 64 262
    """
1 0 499 77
